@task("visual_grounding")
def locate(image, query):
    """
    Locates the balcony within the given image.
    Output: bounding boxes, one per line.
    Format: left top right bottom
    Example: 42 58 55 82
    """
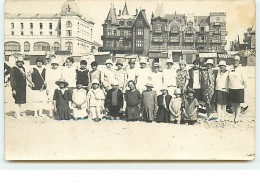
222 40 227 44
135 47 144 51
152 38 164 43
154 29 163 33
212 40 222 44
101 35 120 40
168 46 182 50
213 22 221 26
184 38 194 43
221 31 228 35
213 30 221 34
199 31 206 35
168 38 180 43
197 39 207 44
103 46 132 51
185 30 194 34
170 29 179 34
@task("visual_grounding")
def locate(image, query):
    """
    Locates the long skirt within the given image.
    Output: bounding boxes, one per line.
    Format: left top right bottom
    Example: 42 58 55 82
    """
108 106 121 118
56 106 72 120
229 89 244 103
126 105 140 120
212 90 228 105
156 107 170 123
13 87 26 104
142 106 155 121
73 107 87 118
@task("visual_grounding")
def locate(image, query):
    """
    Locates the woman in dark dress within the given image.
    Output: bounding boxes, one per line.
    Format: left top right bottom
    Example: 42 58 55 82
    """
53 79 73 120
10 56 27 118
125 80 142 121
156 86 172 123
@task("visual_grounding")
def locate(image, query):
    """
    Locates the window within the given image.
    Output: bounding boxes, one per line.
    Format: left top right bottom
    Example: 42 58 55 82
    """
40 31 43 35
137 19 143 25
137 28 144 36
200 27 205 32
49 31 52 36
33 42 50 51
66 30 72 36
128 30 131 36
21 31 24 35
120 21 124 26
106 41 112 47
127 21 132 26
113 30 117 36
216 17 220 22
120 30 124 36
21 23 23 30
40 23 43 29
53 42 60 51
66 21 72 28
24 42 30 52
113 41 117 48
171 24 179 32
11 31 14 35
30 23 33 29
11 23 14 30
107 29 112 36
49 23 52 29
136 39 143 47
4 41 21 52
30 31 33 35
65 42 73 53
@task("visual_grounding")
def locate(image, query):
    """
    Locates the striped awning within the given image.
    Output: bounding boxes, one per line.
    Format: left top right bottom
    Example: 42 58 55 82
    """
218 54 232 58
199 53 217 58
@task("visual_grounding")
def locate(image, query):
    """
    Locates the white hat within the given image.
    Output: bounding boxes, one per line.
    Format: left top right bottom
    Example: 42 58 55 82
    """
174 88 181 95
145 83 154 88
218 60 226 66
233 55 240 61
160 85 168 91
205 59 214 65
50 59 59 65
111 80 119 86
179 60 187 65
92 79 100 85
139 58 147 64
166 58 173 64
16 56 24 63
105 59 113 65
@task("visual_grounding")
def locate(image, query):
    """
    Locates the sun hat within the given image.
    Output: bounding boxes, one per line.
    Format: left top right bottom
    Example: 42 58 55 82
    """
116 61 123 66
205 59 214 65
55 78 69 87
145 83 154 88
174 88 182 95
50 59 59 65
166 58 174 64
218 60 226 66
233 55 240 61
105 59 113 65
111 80 119 86
92 79 100 85
179 60 187 65
139 58 147 64
16 56 24 64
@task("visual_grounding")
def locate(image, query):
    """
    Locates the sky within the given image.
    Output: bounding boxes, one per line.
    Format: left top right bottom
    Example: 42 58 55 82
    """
5 0 255 49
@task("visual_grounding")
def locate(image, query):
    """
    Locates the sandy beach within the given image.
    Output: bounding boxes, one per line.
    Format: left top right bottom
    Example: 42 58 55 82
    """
4 66 255 160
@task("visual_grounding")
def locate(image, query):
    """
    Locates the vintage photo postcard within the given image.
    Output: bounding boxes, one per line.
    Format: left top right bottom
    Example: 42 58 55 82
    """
4 0 255 160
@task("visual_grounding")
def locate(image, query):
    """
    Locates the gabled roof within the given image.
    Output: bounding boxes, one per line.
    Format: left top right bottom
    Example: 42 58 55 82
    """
122 2 129 16
133 10 150 28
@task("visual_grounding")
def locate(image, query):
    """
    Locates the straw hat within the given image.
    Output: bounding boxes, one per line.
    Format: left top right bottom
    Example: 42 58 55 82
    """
174 88 181 95
50 59 59 65
205 59 214 65
105 59 113 65
92 79 100 85
55 78 69 87
145 83 154 88
16 56 24 64
218 60 226 66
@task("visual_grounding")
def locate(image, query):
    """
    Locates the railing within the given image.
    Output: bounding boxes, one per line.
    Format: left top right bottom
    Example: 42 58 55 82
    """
168 38 180 42
214 30 221 34
103 46 132 51
197 39 207 43
212 40 222 44
154 29 163 33
170 29 179 34
184 38 194 43
221 31 228 35
152 38 164 42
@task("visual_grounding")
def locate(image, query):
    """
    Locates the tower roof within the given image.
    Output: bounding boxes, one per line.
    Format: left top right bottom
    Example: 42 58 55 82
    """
122 2 129 16
61 0 80 15
154 3 165 18
106 4 117 24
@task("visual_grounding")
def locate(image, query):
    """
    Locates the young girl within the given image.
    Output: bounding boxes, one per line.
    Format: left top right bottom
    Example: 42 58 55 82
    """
176 60 189 95
86 79 105 122
62 57 76 91
76 60 89 91
213 61 229 122
88 61 103 88
53 78 72 120
182 88 199 125
103 59 116 92
72 80 88 120
169 88 182 124
141 83 157 122
104 80 124 120
156 86 172 123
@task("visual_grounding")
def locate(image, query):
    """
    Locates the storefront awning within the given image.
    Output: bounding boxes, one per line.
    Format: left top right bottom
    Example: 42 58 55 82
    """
199 53 217 58
218 54 232 58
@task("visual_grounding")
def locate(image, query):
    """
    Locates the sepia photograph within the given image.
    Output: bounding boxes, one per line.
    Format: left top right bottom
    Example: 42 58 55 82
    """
4 0 256 160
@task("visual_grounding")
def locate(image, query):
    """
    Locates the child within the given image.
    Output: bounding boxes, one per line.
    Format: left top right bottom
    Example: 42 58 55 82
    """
151 63 163 93
141 83 157 122
188 59 201 101
103 59 116 92
88 61 103 88
156 86 172 123
114 61 127 92
163 58 177 96
136 58 151 92
72 80 88 120
53 78 73 120
125 80 142 121
105 80 124 120
176 60 190 94
169 88 182 124
86 79 105 122
76 60 89 91
182 88 199 125
62 57 76 91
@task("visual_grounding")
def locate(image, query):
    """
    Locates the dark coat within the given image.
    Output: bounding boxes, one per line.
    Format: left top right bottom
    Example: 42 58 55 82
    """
105 89 124 108
156 94 172 123
188 68 201 89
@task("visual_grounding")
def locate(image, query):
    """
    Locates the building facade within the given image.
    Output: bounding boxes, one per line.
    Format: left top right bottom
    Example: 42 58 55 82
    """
149 3 228 64
4 0 94 59
101 3 150 56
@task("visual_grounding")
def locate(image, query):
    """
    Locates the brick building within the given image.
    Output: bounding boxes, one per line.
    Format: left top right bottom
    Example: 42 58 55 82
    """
149 3 228 64
101 3 150 56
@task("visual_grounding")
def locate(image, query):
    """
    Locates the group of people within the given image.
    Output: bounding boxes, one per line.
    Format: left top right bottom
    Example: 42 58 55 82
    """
8 54 247 124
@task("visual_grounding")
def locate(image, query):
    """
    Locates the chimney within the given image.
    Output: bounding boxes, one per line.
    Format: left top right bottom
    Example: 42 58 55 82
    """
119 10 121 16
